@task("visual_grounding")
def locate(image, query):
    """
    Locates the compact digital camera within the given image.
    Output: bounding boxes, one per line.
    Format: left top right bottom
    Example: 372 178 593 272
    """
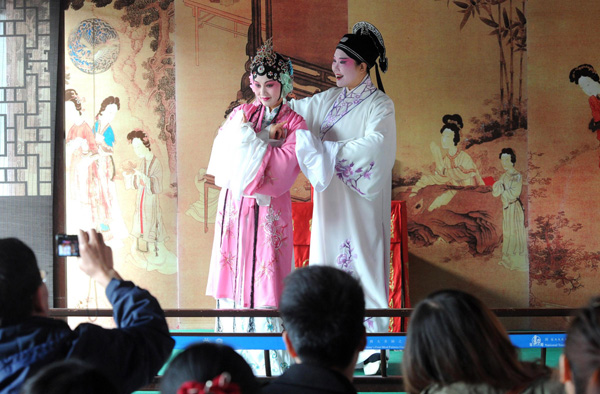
55 234 80 257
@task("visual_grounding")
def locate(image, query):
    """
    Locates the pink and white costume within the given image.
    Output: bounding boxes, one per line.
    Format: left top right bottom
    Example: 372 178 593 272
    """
206 102 304 309
206 102 304 375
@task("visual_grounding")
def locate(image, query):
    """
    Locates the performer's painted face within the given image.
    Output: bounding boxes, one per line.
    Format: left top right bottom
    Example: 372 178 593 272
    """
501 153 514 171
441 128 455 149
578 76 599 97
252 74 283 110
332 48 365 90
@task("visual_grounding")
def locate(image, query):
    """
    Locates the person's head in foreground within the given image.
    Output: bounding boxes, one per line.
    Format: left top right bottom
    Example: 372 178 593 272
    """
561 296 600 394
279 265 366 379
20 359 118 394
402 289 559 394
160 343 260 394
333 21 388 92
0 238 48 327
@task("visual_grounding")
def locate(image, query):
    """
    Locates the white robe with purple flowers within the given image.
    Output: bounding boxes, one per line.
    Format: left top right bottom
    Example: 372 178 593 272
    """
290 75 396 335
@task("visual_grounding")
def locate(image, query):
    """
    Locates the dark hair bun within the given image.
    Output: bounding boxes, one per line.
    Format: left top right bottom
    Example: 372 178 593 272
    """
569 64 600 84
442 114 463 130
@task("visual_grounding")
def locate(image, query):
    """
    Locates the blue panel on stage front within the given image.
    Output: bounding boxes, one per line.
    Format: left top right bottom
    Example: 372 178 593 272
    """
173 335 287 350
366 336 406 350
171 333 565 351
509 333 566 348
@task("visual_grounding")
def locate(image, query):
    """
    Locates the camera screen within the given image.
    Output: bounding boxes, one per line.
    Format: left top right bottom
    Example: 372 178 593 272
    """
56 234 80 257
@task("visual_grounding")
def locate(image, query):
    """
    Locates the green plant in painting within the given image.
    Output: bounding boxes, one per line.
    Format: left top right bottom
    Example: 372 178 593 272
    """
438 0 527 144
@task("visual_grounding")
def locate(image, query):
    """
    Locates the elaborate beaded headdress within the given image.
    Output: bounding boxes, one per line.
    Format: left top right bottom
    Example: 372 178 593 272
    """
250 38 294 98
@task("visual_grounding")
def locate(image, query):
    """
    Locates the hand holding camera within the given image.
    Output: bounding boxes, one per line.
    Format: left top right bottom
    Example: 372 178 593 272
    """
56 230 121 287
77 229 121 288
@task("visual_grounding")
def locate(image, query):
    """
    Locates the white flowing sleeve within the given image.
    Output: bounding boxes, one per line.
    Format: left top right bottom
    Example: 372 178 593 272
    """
206 109 268 200
286 96 314 120
295 130 342 192
289 93 345 191
287 93 326 132
334 95 396 200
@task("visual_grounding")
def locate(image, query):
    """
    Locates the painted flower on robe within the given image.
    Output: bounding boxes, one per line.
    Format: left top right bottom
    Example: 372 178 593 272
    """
336 239 356 274
335 160 375 195
262 207 287 252
257 257 276 282
363 163 374 179
336 160 355 178
220 251 236 274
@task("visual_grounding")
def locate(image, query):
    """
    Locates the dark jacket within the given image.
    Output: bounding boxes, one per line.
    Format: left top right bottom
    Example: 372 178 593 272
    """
261 363 357 394
0 279 174 394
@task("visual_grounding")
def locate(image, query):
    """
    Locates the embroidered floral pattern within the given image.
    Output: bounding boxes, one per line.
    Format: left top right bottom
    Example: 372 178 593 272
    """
257 256 276 283
257 167 276 189
335 159 375 195
262 207 287 252
266 317 275 332
336 239 356 274
320 76 377 140
215 208 224 231
220 251 236 274
222 201 238 239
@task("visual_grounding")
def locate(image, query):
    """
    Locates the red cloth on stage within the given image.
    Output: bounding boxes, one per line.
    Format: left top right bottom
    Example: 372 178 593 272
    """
292 201 312 269
291 200 410 332
388 200 410 332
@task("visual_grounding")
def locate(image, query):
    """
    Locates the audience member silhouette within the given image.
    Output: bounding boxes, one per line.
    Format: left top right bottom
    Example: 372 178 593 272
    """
160 343 260 394
561 296 600 394
20 359 117 394
0 230 174 394
262 266 366 394
402 289 563 394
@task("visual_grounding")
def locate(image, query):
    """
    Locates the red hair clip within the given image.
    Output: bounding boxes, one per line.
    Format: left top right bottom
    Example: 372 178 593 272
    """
177 373 241 394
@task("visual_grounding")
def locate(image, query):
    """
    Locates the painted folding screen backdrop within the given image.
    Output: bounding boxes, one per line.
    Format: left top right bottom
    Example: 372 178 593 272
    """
63 0 600 330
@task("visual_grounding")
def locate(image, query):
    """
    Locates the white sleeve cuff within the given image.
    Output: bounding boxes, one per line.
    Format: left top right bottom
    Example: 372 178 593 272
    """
207 118 267 200
295 129 341 192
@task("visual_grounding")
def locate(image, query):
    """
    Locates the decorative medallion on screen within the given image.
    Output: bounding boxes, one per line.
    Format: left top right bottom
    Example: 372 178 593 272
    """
68 18 120 74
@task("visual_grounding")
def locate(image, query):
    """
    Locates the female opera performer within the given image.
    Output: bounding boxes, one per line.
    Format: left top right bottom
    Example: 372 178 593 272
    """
205 39 306 375
569 64 600 167
288 21 396 375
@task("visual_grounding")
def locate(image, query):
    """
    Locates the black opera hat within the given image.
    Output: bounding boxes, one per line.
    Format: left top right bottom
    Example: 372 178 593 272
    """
336 21 388 92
